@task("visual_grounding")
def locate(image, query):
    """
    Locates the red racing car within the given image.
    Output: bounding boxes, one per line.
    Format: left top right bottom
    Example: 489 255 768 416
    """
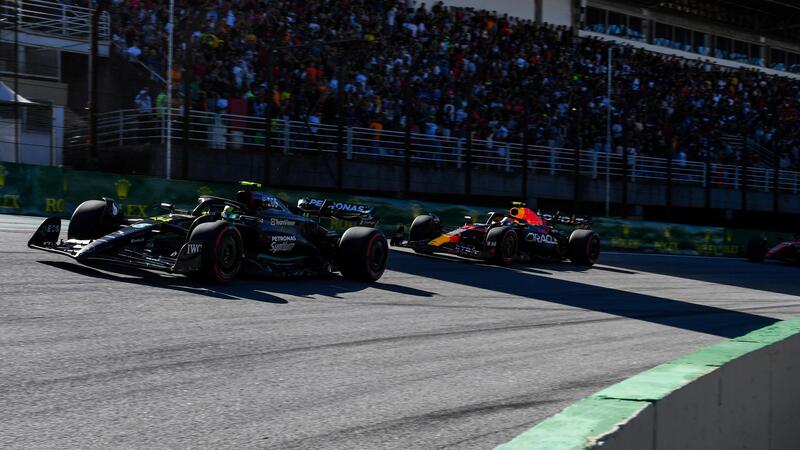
746 236 800 263
395 204 600 266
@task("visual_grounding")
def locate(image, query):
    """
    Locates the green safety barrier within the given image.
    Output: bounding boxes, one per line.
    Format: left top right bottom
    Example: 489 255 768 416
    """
0 161 789 256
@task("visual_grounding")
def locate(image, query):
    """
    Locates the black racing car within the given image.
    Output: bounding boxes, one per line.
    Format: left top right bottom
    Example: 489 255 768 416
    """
28 184 388 283
397 204 600 266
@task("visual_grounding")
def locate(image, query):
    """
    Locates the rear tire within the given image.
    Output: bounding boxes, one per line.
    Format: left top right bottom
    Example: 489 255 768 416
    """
68 199 123 240
569 229 600 266
487 226 517 266
338 227 388 282
746 237 767 262
188 221 243 284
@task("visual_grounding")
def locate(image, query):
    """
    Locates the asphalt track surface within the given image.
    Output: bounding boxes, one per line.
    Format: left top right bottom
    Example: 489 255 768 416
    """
3 215 800 449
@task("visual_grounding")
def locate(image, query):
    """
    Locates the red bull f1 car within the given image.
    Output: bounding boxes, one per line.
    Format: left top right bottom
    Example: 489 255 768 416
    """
395 204 600 266
28 183 388 283
746 236 800 264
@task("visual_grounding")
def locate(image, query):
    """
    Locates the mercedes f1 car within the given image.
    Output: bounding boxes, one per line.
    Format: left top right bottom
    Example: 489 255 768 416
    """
746 236 800 264
396 204 600 266
28 183 388 283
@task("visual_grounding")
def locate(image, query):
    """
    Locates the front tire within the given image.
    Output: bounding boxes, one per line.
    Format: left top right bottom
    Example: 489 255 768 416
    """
487 226 517 266
68 199 123 240
746 237 767 262
188 221 243 283
338 227 388 282
569 229 600 266
409 215 435 254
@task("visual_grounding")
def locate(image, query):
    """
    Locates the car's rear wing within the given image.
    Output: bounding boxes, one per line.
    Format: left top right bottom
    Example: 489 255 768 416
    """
297 197 379 227
537 210 592 228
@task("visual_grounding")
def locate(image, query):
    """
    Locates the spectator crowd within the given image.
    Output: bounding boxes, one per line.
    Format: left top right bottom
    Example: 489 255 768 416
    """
102 0 800 171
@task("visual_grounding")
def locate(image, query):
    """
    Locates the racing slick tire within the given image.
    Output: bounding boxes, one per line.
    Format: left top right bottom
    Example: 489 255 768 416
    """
338 227 388 282
188 220 243 284
568 229 601 266
68 199 123 240
487 226 517 266
409 215 435 254
746 237 768 262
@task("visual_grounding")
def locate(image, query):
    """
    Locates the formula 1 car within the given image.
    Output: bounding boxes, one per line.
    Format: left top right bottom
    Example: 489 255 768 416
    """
745 236 800 264
28 183 388 283
397 204 600 266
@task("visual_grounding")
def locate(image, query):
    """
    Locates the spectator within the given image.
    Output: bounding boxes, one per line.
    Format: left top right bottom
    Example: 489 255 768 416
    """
107 0 800 173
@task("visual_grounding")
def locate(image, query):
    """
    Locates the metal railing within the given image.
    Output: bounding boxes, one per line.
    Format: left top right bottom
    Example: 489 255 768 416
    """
0 0 110 41
85 108 800 195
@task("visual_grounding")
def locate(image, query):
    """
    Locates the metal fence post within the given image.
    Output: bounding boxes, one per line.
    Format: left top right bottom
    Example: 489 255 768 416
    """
282 118 290 154
621 135 628 218
522 123 529 201
704 149 711 210
118 110 123 146
456 138 463 169
741 161 748 212
773 149 780 213
264 50 274 186
404 117 412 196
666 143 673 211
346 126 353 159
465 113 473 196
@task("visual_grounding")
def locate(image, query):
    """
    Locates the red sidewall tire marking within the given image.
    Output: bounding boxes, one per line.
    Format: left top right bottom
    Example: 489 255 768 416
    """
212 226 241 283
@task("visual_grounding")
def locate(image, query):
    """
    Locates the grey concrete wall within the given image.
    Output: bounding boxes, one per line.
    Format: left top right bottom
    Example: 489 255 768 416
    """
101 144 800 214
595 333 800 450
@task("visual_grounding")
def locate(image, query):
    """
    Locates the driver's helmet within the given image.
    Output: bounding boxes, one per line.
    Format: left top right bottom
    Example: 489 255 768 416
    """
490 212 504 223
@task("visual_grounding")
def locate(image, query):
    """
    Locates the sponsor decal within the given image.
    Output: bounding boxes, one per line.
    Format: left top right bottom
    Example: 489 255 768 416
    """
526 233 557 245
270 218 296 227
186 243 203 255
44 224 60 234
131 222 152 229
270 235 296 252
115 179 132 200
45 198 65 213
308 198 370 213
131 237 145 244
126 204 148 217
1 194 20 209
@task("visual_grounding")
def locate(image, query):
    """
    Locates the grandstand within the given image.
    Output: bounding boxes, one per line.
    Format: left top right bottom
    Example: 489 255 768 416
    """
4 0 800 227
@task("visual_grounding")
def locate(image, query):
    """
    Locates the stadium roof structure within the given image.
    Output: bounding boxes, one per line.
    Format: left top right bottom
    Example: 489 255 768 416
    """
618 0 800 43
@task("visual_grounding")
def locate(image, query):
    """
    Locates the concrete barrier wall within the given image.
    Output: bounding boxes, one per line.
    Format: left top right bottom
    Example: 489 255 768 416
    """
496 318 800 450
0 161 793 257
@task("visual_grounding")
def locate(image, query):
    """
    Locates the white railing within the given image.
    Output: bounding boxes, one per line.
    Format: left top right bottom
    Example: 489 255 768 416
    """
0 0 110 41
85 108 800 194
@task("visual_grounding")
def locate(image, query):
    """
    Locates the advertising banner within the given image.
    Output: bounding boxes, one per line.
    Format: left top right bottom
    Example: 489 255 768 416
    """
0 162 790 257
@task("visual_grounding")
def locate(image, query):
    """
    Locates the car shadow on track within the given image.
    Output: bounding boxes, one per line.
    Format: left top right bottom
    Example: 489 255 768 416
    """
601 252 800 298
39 260 433 304
388 249 779 339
